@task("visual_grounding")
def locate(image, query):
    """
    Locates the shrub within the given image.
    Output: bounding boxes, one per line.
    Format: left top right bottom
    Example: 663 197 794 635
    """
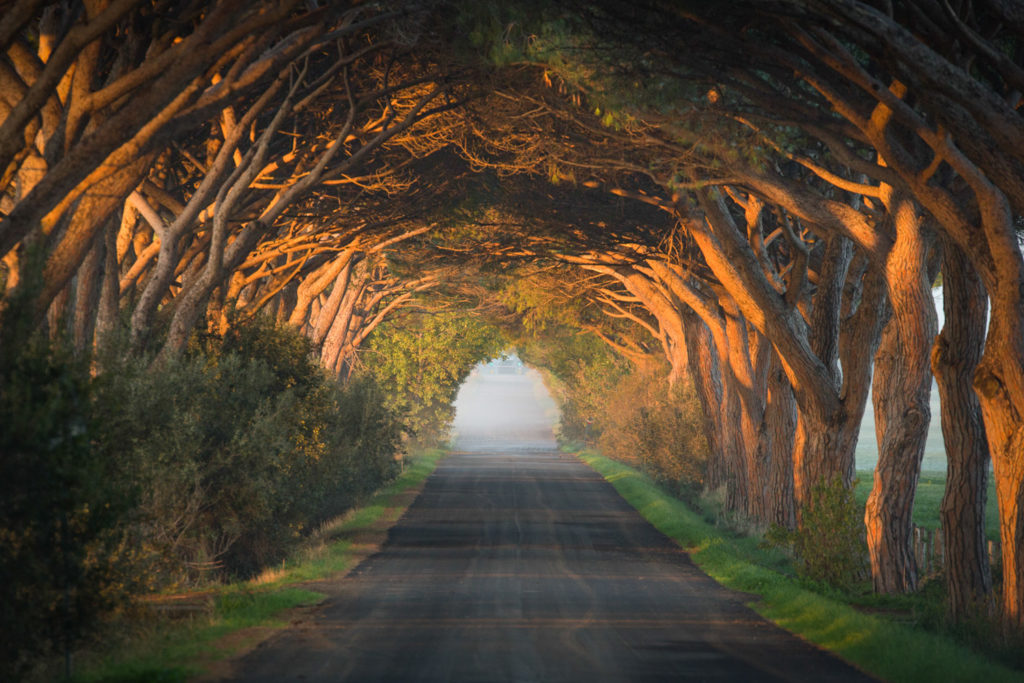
0 338 131 679
0 307 403 674
93 318 404 584
768 477 868 591
595 371 708 498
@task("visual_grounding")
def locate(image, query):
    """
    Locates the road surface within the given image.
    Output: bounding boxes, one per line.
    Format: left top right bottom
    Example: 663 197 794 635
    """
219 367 874 682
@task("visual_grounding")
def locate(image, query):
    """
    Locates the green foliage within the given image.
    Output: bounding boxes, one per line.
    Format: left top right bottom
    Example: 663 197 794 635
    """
71 450 445 682
94 318 402 584
596 373 708 498
0 260 135 678
0 336 130 679
768 478 868 591
1 314 403 676
507 314 625 441
509 300 707 497
366 311 504 446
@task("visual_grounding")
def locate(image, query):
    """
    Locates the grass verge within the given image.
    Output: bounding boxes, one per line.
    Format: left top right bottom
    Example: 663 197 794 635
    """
578 449 1021 683
70 449 446 683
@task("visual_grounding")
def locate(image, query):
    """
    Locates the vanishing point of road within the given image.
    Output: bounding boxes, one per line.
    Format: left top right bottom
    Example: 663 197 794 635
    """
218 365 875 682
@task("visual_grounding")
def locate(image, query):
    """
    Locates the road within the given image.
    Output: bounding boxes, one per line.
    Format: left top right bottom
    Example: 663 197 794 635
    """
219 366 875 682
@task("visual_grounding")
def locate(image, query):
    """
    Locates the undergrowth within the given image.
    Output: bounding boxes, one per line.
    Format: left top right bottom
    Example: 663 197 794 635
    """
57 449 445 683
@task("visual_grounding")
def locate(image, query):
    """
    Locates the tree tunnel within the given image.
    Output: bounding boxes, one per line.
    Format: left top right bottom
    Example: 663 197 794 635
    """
2 1 1024 651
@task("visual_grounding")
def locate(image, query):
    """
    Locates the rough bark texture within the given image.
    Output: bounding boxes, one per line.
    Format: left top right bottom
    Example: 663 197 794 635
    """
932 239 992 620
94 218 119 349
682 308 725 494
71 232 103 351
864 202 937 594
765 352 797 528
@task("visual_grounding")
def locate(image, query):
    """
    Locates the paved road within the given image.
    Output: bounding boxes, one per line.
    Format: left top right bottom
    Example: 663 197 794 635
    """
220 369 875 682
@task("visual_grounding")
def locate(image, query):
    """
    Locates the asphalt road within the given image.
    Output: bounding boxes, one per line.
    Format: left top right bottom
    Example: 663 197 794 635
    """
220 368 875 682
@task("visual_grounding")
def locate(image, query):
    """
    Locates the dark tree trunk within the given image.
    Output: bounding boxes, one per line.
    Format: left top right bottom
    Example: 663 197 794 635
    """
932 239 993 619
94 219 120 350
72 232 103 352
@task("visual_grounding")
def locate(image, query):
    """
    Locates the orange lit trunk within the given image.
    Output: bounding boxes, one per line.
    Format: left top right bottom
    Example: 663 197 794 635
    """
976 314 1024 633
864 200 937 594
765 353 797 528
682 309 725 494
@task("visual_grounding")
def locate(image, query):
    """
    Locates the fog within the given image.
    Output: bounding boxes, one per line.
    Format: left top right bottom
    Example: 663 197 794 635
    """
449 350 950 470
451 355 560 452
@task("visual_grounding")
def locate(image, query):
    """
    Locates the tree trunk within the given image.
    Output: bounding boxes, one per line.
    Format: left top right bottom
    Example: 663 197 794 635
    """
975 312 1024 633
793 408 855 506
309 256 356 346
37 156 150 321
717 355 748 514
932 238 992 620
320 280 364 371
865 201 938 594
71 232 103 352
94 218 120 350
288 251 353 332
682 308 724 493
765 352 797 528
157 225 262 360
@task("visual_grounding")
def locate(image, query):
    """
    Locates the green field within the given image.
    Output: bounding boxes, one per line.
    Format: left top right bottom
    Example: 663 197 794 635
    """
854 470 1000 541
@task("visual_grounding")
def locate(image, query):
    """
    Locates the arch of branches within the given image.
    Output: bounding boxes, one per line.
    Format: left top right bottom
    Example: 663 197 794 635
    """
2 0 1024 632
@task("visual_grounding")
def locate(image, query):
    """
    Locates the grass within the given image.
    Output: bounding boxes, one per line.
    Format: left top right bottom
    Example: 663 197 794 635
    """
69 449 446 683
578 449 1023 683
854 470 1000 541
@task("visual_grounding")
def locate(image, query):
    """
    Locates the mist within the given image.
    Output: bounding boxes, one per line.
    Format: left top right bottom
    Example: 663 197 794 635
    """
451 355 560 452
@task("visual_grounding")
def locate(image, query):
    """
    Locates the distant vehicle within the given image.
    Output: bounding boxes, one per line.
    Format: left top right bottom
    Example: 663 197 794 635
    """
485 356 525 375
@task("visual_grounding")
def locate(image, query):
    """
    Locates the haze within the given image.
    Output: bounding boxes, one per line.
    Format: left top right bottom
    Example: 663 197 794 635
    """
451 356 560 452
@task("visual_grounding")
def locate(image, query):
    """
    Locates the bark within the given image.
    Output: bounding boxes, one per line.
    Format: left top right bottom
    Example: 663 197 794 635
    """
864 199 938 594
0 1 306 258
716 342 748 514
157 225 262 360
681 308 725 493
320 277 366 370
765 352 797 528
309 255 357 346
71 231 104 351
790 22 1024 625
722 302 772 523
932 237 993 620
94 218 119 349
976 312 1024 633
35 155 150 320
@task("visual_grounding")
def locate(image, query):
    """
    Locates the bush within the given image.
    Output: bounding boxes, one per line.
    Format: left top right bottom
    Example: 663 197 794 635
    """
94 318 403 584
0 309 403 675
595 371 708 498
768 477 868 591
0 338 131 679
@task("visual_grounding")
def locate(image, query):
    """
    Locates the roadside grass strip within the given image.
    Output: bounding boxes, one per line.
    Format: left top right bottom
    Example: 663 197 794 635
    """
578 450 1022 683
72 449 446 683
